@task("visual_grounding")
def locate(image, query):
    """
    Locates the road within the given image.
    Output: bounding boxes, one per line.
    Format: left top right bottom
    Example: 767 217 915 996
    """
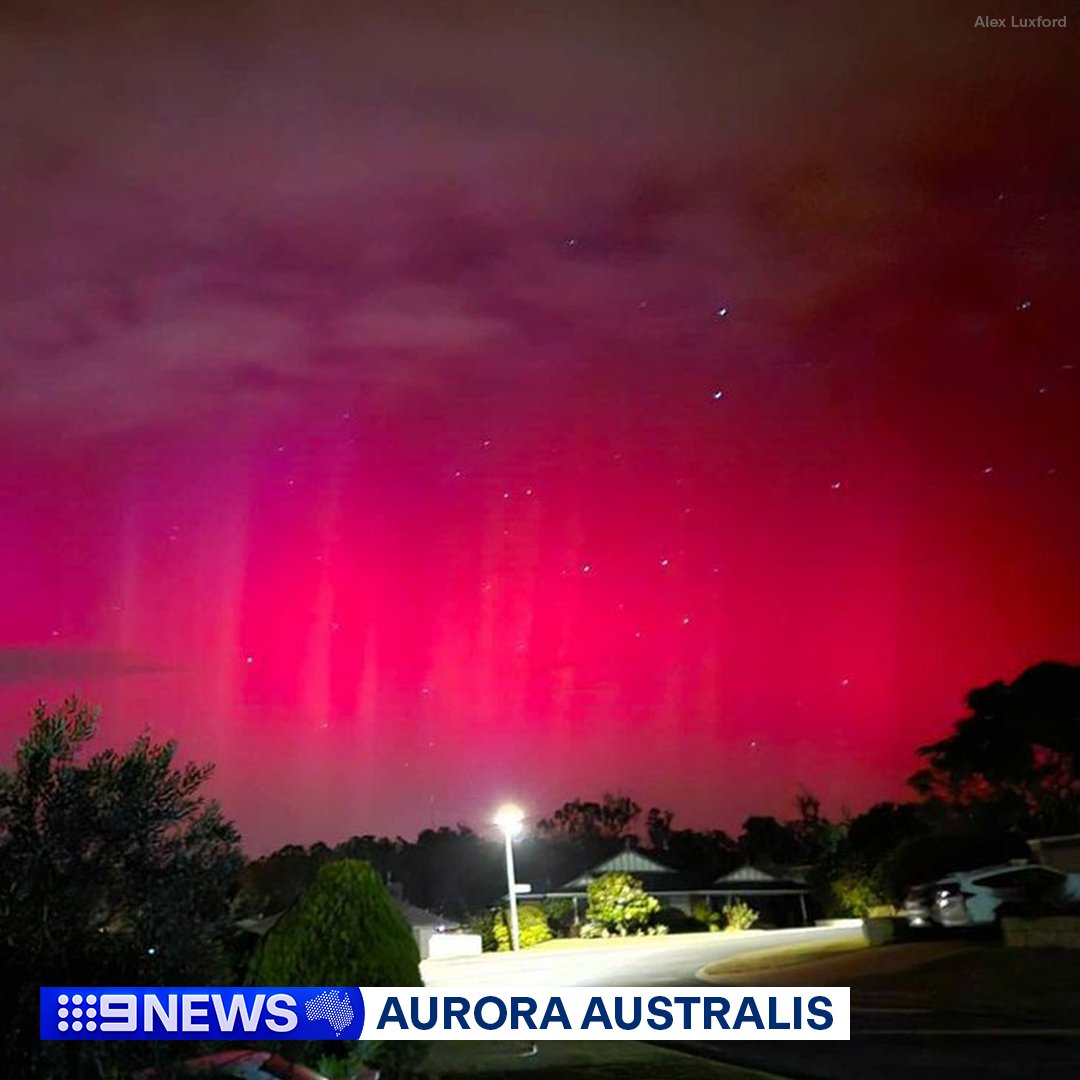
421 924 863 987
422 927 1080 1078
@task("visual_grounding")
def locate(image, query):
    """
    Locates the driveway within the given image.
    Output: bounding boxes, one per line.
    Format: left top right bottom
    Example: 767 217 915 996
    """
421 923 864 987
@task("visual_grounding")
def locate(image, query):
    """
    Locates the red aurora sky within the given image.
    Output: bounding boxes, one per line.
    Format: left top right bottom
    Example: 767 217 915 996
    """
1 2 1077 853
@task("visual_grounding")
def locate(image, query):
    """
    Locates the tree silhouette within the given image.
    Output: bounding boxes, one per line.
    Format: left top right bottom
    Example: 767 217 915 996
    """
911 661 1080 832
538 793 642 841
0 698 242 1078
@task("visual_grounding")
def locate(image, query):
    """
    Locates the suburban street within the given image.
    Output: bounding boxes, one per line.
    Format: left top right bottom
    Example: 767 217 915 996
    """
422 928 1080 1079
421 924 863 987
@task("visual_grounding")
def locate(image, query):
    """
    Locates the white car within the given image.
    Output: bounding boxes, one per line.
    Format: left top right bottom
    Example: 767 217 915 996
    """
928 862 1080 928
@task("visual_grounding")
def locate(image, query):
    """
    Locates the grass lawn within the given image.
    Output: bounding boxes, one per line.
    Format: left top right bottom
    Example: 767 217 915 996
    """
424 1040 778 1079
848 944 1080 1016
705 936 1080 1020
700 939 868 979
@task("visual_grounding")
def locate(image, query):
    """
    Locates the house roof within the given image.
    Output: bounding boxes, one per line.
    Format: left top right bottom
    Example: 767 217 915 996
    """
236 898 457 935
561 850 677 888
712 865 810 894
396 900 459 929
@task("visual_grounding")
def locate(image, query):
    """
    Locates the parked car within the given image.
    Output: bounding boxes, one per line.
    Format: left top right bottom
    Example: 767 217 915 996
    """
137 1050 377 1080
901 882 935 928
908 862 1080 929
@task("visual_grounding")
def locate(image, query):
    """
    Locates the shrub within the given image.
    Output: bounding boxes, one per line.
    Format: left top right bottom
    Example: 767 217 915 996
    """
583 872 661 936
467 908 498 951
579 920 668 939
721 900 759 931
831 871 889 917
541 897 576 936
247 859 422 1073
657 904 708 933
493 903 553 950
690 898 723 931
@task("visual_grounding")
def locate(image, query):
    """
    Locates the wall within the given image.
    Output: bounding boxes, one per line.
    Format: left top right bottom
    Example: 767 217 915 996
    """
1002 916 1080 949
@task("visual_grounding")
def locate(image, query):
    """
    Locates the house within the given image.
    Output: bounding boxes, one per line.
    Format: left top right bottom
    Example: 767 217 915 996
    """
1028 833 1080 873
236 889 460 961
710 865 812 926
527 850 813 926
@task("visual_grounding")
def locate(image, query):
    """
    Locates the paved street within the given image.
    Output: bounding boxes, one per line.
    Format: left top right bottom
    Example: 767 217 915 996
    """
423 928 1080 1078
421 924 864 988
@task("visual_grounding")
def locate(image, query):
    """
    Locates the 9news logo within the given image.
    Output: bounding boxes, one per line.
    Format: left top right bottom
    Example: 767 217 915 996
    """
40 987 366 1041
53 993 99 1033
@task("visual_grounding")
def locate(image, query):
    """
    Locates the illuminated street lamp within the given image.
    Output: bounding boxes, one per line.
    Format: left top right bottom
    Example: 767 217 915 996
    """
493 803 525 951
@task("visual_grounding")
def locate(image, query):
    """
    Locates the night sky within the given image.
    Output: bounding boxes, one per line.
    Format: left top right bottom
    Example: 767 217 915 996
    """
1 2 1077 853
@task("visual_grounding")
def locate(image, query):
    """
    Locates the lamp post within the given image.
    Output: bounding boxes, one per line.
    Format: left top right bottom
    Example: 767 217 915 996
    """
493 803 524 951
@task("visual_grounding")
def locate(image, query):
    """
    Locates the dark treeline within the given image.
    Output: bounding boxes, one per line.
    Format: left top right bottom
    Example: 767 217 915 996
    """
2 660 1079 1076
240 660 1080 922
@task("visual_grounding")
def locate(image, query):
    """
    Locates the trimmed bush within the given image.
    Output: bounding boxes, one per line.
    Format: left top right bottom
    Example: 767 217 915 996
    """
493 903 553 950
246 859 422 1074
583 872 661 936
247 858 421 986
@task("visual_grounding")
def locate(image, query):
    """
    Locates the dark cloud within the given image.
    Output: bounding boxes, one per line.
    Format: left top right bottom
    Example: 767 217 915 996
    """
2 0 1071 443
0 647 167 686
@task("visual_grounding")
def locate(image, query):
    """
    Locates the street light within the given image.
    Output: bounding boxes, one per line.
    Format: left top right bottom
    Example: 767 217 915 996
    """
493 803 525 951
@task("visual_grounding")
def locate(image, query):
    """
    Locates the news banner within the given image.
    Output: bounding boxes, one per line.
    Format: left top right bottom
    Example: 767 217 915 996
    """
41 986 849 1041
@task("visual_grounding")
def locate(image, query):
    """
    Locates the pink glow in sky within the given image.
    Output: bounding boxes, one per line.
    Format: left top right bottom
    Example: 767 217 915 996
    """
1 1 1077 852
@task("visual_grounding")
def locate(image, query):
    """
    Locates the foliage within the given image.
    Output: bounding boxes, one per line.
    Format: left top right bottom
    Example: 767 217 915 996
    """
247 859 422 1072
538 794 642 841
911 662 1080 832
876 830 1026 902
467 908 499 951
541 896 576 936
582 872 661 936
830 871 889 917
247 858 421 986
493 903 553 950
399 825 505 918
647 806 738 881
0 698 244 1079
656 904 709 933
737 815 803 869
721 900 760 931
580 919 668 938
844 802 929 867
690 898 723 931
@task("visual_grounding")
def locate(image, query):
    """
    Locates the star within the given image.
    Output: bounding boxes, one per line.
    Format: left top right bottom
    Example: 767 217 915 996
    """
716 306 729 318
712 389 724 400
